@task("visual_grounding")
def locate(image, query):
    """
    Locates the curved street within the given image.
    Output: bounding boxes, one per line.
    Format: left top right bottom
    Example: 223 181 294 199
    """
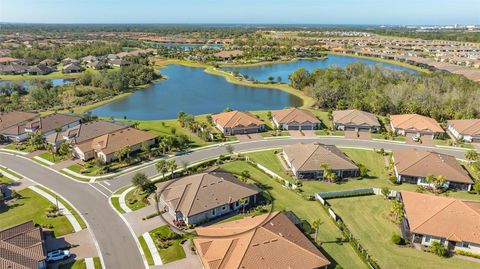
0 137 474 269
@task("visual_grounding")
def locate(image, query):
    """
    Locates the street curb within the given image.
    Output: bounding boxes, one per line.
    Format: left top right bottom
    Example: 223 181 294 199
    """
119 186 135 213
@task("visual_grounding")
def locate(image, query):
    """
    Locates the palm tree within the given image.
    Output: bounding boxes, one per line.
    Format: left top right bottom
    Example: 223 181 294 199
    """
465 150 479 161
320 163 330 181
312 218 323 243
46 143 55 162
156 160 167 179
181 161 190 175
167 160 177 179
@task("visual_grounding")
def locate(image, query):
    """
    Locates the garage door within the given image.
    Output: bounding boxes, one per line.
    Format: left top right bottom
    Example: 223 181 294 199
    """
345 127 356 131
233 128 258 134
300 125 313 130
358 128 370 132
288 125 300 130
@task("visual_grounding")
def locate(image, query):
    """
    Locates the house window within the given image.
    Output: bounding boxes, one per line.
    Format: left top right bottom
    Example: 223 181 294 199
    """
222 205 226 210
212 208 216 216
424 235 431 243
461 242 470 248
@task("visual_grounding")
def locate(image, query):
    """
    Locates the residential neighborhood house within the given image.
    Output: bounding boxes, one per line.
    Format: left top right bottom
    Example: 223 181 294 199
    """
332 109 381 132
0 221 47 269
73 127 157 163
212 110 265 135
0 111 40 141
447 119 480 143
283 143 359 179
392 149 473 190
390 114 444 138
271 108 321 130
193 212 331 269
26 113 83 137
400 191 480 255
159 169 261 225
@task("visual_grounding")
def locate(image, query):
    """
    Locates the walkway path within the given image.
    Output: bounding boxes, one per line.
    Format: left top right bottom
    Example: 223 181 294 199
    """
142 232 163 265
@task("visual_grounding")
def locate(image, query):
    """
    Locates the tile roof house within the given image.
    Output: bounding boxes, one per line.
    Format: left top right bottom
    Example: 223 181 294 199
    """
193 212 330 269
333 109 381 131
159 169 261 225
271 108 321 130
0 221 47 269
283 143 359 180
212 111 265 135
0 111 40 141
400 191 480 255
73 128 157 163
390 114 444 138
392 149 473 190
109 59 131 67
26 114 83 137
447 119 480 143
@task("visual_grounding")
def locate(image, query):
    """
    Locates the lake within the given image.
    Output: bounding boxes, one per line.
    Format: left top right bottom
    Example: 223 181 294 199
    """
0 78 73 89
90 65 303 120
223 54 418 82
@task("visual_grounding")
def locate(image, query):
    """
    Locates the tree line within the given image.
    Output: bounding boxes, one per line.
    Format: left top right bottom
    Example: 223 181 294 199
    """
288 63 480 121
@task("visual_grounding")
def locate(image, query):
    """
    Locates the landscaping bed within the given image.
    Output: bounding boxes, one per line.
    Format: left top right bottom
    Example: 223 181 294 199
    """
125 187 150 211
150 225 194 264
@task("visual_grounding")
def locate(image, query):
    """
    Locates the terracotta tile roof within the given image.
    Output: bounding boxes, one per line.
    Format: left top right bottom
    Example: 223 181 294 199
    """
393 149 473 184
401 191 480 244
212 111 264 129
76 127 157 155
447 119 480 137
272 108 320 125
390 114 444 133
26 113 82 134
0 111 39 136
284 143 358 172
0 221 46 269
71 120 128 144
332 109 380 127
194 212 330 269
160 169 260 217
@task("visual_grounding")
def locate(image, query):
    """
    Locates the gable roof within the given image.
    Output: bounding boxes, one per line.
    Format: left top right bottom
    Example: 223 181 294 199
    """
393 149 472 184
284 143 358 172
332 109 380 127
447 119 480 137
27 113 82 134
212 111 264 129
0 221 46 269
272 108 320 125
0 111 39 136
76 127 157 155
390 114 444 133
194 212 330 269
160 169 260 217
401 191 480 245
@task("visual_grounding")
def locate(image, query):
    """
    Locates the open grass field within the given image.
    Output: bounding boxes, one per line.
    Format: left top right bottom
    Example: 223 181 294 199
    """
329 195 478 269
0 188 73 237
219 160 366 268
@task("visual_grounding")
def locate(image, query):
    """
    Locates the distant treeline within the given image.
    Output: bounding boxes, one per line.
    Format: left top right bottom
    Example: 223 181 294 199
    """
370 28 480 43
288 63 480 121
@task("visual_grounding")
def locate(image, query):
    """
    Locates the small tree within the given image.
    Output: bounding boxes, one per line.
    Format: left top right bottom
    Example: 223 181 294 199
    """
473 180 480 194
381 187 390 199
156 160 168 180
358 164 369 178
465 150 479 162
391 234 404 245
131 173 156 194
58 142 71 157
141 141 151 157
226 144 234 155
389 200 404 224
181 161 190 175
312 218 323 243
431 241 448 257
46 143 56 162
167 160 177 179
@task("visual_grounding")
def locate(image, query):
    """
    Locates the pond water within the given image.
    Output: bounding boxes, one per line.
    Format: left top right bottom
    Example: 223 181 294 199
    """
223 54 418 82
0 78 73 89
90 65 303 120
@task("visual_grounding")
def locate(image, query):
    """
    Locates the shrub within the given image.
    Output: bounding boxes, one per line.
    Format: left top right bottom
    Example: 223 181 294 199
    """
431 241 448 257
456 250 480 259
388 176 397 184
391 234 404 245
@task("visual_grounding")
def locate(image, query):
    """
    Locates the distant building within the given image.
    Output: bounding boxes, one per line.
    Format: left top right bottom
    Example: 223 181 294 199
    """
0 111 40 141
272 108 321 130
447 119 480 143
62 63 83 73
390 114 444 138
212 110 265 135
333 109 381 132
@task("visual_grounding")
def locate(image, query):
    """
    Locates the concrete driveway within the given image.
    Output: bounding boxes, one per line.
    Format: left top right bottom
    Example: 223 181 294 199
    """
124 204 166 237
235 133 262 141
345 130 371 140
405 133 434 146
289 130 316 137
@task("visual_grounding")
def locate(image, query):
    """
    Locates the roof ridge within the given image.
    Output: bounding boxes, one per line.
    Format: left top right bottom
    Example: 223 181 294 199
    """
187 174 207 216
224 111 240 128
397 150 431 173
298 144 320 171
279 108 297 122
411 199 456 231
259 220 329 264
236 226 259 268
459 200 480 218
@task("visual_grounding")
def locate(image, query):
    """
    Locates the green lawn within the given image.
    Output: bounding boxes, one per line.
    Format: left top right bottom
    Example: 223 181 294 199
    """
246 150 297 184
434 139 475 149
261 131 290 137
315 130 345 137
0 188 73 237
219 161 366 268
4 143 37 153
371 133 406 142
66 164 103 176
57 257 102 269
36 186 87 229
38 152 66 164
150 225 190 264
329 195 479 269
309 110 331 129
125 187 149 211
0 174 13 184
110 197 126 214
138 236 154 265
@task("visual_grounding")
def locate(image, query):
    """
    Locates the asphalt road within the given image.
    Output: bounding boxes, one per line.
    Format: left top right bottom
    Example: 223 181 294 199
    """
0 137 472 269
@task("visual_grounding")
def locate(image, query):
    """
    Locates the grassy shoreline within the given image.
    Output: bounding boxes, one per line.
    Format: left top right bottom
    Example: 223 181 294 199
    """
0 71 82 81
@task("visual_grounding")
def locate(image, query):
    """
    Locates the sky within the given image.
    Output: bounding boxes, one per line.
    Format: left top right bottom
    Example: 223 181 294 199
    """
0 0 479 25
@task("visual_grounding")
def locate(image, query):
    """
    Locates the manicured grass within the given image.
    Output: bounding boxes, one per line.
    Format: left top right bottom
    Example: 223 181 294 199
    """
36 186 87 229
66 164 102 176
0 166 23 179
138 236 154 266
0 188 73 237
38 152 65 164
434 139 475 149
329 195 478 269
219 161 366 268
123 119 211 148
125 187 149 211
58 259 86 269
150 225 190 264
246 150 296 184
315 130 345 137
251 110 274 129
4 143 36 152
0 174 13 184
261 131 290 137
110 197 126 214
93 257 102 269
372 133 406 142
0 70 80 81
309 110 331 129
